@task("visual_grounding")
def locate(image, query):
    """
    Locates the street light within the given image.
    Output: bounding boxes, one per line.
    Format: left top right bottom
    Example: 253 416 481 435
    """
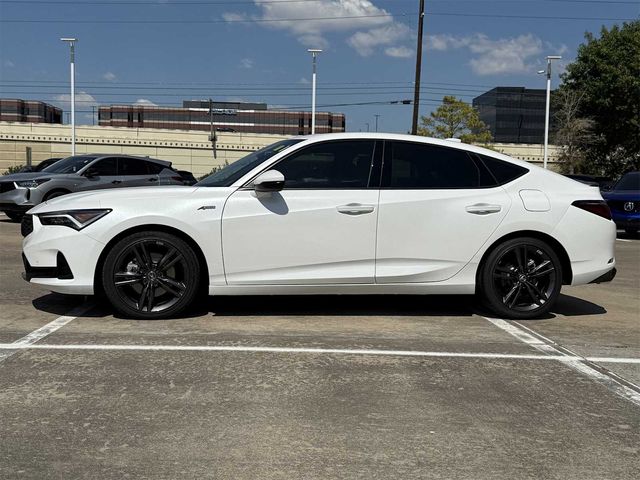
538 55 561 169
61 37 77 156
307 49 322 135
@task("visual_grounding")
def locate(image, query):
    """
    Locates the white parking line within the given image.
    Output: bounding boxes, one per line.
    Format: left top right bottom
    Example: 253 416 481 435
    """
484 316 640 407
0 303 92 363
616 238 632 242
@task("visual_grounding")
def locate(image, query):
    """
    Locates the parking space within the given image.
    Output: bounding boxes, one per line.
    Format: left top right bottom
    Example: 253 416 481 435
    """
1 216 639 478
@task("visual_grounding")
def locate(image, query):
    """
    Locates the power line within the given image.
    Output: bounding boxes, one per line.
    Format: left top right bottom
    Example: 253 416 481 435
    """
0 0 636 4
1 12 637 23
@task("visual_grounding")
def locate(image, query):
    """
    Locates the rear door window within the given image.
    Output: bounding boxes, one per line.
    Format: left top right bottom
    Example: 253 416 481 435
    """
381 141 490 189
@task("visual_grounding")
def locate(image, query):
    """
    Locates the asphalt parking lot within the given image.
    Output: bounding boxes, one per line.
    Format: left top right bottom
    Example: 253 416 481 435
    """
1 214 638 479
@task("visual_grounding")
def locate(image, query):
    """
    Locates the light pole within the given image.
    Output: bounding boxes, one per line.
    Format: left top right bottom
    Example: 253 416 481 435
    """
538 55 561 169
61 37 77 155
307 49 322 134
374 114 380 132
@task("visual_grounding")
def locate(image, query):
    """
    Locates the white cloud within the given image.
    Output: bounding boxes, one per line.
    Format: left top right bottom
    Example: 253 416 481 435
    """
3 60 15 68
222 12 247 22
384 46 413 58
134 98 157 106
239 58 254 69
425 33 567 76
347 23 411 57
299 77 310 84
103 71 117 81
54 91 98 110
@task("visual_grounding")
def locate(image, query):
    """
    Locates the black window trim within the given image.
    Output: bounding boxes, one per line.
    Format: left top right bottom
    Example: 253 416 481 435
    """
379 140 503 190
241 138 382 191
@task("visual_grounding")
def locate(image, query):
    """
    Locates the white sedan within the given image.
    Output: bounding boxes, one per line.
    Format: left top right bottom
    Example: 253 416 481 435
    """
22 133 616 319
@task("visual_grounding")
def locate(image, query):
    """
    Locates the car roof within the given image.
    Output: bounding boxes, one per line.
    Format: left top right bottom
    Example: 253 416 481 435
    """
294 132 536 171
84 154 171 168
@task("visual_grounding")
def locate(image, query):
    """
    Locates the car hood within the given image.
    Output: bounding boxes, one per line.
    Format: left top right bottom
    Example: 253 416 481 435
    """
603 191 640 201
28 186 202 214
0 172 63 182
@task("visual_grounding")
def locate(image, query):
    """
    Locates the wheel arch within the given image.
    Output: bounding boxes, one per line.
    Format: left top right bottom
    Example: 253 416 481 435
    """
43 188 72 201
476 230 573 290
93 224 210 295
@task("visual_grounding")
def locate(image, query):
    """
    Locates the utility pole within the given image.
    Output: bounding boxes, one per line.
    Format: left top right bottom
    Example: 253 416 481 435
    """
365 122 370 132
61 38 77 155
538 55 561 169
411 0 425 135
209 98 217 159
308 49 322 134
374 114 380 132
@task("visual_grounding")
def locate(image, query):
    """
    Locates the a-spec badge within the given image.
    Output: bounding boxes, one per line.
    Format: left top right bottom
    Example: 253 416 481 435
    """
197 205 216 211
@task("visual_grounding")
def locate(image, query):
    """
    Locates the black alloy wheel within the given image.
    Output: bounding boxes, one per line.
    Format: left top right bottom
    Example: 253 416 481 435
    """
479 237 562 319
102 231 200 319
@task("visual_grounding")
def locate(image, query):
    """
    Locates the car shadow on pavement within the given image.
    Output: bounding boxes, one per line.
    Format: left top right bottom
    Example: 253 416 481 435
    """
31 292 606 321
202 294 478 318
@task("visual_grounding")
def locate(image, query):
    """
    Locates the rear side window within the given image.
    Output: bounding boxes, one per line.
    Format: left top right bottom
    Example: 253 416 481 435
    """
381 141 491 189
275 140 375 189
119 157 149 175
146 162 166 174
477 154 528 185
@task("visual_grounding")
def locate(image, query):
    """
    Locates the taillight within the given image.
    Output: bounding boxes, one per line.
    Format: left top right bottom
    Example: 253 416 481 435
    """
572 200 612 220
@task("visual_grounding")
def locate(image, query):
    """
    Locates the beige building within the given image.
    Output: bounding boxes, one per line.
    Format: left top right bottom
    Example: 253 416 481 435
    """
0 121 562 176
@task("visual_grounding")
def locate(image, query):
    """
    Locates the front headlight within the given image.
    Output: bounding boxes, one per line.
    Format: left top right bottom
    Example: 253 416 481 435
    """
15 178 51 188
37 209 112 230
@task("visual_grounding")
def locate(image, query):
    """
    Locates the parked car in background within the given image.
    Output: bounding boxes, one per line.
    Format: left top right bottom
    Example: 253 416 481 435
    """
22 133 616 320
603 171 640 234
19 157 62 173
0 154 195 222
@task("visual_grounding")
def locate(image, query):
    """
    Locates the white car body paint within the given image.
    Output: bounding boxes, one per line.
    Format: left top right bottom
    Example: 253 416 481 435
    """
22 133 615 299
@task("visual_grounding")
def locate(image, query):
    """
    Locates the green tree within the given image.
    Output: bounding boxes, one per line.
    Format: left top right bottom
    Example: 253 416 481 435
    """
418 95 492 144
559 21 640 177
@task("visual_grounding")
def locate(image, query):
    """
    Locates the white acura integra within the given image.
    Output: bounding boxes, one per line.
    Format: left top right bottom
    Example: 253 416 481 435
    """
22 133 616 319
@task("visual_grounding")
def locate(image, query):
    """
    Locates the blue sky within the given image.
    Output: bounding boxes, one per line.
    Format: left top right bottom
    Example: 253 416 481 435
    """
0 0 638 133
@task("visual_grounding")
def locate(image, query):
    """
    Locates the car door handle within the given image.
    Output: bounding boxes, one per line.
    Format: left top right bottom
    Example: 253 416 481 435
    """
111 180 122 185
336 203 375 215
466 203 502 215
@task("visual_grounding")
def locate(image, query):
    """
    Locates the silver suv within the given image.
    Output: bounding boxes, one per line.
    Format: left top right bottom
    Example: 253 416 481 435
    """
0 154 195 221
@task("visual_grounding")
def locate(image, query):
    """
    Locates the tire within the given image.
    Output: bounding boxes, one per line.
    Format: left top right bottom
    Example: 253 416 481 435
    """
101 231 200 319
4 211 23 222
624 227 638 235
43 190 70 201
478 237 563 319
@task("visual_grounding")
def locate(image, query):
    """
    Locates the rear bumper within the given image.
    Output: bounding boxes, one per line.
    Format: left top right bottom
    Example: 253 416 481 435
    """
589 267 616 284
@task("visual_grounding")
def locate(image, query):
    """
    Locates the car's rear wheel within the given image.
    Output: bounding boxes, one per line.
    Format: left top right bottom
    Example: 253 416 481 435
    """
102 231 200 319
479 237 562 319
4 211 23 222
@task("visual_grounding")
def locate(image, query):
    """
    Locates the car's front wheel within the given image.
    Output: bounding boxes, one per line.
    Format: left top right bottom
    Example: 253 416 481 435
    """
102 231 200 319
479 237 562 319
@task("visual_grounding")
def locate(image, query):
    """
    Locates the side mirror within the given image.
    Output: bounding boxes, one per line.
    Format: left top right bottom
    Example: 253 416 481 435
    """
254 170 285 192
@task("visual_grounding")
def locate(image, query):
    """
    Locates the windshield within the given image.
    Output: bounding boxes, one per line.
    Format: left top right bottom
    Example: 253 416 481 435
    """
43 155 98 174
196 139 303 187
614 172 640 191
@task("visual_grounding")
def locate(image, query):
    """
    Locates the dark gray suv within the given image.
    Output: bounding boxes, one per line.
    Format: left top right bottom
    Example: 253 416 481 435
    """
0 154 195 221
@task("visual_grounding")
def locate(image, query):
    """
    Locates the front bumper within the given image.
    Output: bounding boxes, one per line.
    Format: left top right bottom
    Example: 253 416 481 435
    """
611 211 640 230
589 267 617 284
22 215 105 295
0 187 36 213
